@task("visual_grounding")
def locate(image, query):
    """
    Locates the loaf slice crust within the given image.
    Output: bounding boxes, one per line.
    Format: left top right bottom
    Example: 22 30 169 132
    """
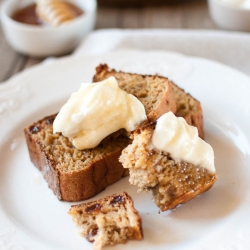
93 64 177 123
170 82 204 139
69 192 143 250
24 115 131 201
119 124 218 212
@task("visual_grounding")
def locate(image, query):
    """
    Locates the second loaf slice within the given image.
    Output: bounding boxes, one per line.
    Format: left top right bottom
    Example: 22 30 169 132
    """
93 64 204 138
93 64 177 123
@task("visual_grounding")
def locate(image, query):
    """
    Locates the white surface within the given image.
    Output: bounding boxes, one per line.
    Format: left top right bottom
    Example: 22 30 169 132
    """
0 0 96 57
74 29 250 76
218 0 250 9
0 49 250 250
208 0 250 32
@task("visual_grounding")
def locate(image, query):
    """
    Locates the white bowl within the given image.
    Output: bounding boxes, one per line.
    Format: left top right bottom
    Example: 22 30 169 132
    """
0 0 96 57
208 0 250 32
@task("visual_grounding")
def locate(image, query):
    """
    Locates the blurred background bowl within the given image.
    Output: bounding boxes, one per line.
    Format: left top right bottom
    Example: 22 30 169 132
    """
97 0 191 7
0 0 96 57
208 0 250 32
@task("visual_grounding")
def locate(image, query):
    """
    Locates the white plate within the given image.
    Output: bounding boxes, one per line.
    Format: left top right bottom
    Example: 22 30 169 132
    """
0 49 250 250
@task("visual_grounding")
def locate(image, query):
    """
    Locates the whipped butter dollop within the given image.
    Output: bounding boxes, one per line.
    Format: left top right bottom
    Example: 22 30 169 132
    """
151 112 215 173
53 76 147 150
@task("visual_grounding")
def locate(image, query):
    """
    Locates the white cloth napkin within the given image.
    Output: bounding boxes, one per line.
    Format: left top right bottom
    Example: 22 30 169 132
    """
74 28 250 76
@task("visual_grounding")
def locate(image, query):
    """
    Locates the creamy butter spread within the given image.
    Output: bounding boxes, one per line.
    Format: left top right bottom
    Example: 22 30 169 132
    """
53 76 147 150
218 0 250 9
151 112 215 173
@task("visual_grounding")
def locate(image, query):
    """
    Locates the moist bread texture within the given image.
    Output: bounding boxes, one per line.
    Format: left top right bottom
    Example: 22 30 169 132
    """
93 64 177 123
119 123 218 212
69 192 143 250
93 64 204 138
24 114 131 201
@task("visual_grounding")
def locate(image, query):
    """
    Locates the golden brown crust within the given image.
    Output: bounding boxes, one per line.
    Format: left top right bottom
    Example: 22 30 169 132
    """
147 77 176 122
24 115 62 199
24 115 130 201
170 81 204 139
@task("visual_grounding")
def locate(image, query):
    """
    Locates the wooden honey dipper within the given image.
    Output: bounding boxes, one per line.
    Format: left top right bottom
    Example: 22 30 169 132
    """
35 0 81 26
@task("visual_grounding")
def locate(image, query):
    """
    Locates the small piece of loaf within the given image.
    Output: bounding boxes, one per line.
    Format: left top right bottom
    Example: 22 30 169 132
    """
93 64 177 123
68 192 143 250
93 64 204 139
24 114 131 201
119 124 218 212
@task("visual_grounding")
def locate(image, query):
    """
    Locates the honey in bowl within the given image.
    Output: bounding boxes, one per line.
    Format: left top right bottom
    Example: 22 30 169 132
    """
12 4 40 25
12 1 84 26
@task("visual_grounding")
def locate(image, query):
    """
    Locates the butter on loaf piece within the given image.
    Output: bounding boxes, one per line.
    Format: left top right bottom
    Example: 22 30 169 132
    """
53 76 147 150
69 192 143 250
119 112 218 212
